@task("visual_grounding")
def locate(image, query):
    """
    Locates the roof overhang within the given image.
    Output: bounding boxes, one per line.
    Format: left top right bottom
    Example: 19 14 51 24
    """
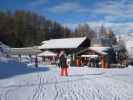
9 47 41 55
38 51 57 57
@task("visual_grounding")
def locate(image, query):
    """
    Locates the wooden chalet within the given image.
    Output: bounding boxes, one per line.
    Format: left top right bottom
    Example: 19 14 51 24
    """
39 37 90 65
77 46 110 68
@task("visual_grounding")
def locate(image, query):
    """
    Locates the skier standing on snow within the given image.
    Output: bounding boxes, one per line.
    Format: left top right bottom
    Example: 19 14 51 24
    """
59 51 68 76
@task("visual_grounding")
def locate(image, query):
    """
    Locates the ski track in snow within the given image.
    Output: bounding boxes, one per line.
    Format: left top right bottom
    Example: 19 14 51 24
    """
0 67 133 100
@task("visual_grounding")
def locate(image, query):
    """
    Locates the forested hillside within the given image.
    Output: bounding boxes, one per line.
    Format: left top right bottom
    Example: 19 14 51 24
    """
0 10 117 47
0 10 71 47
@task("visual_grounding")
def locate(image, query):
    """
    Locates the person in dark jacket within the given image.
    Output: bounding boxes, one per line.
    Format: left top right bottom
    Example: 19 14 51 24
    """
59 51 68 76
35 55 38 68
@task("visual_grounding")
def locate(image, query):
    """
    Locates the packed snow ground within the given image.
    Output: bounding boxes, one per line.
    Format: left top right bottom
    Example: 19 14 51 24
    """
0 60 133 100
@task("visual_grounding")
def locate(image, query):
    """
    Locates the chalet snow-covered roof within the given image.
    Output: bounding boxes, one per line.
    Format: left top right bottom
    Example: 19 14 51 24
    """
42 40 49 44
38 51 57 57
0 42 9 48
9 46 41 55
0 42 10 52
89 46 110 55
39 37 87 49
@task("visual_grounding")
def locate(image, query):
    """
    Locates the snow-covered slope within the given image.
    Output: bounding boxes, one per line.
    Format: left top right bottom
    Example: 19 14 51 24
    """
0 60 133 100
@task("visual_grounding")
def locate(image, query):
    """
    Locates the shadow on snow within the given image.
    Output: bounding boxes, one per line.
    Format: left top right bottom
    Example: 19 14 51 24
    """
0 61 49 79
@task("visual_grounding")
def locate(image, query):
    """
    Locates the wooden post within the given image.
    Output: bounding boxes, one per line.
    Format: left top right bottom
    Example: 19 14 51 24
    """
100 55 105 68
76 57 81 67
18 54 21 63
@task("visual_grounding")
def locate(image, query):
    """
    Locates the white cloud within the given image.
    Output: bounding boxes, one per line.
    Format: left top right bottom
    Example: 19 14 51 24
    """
27 0 133 34
90 22 133 34
49 2 93 14
49 2 82 14
94 0 133 22
29 0 48 7
103 23 133 34
49 1 133 22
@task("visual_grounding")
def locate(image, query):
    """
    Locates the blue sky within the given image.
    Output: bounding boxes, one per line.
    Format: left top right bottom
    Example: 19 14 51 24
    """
0 0 133 34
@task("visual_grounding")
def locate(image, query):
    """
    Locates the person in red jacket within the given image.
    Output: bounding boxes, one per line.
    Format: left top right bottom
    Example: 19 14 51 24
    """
76 57 81 67
59 51 68 76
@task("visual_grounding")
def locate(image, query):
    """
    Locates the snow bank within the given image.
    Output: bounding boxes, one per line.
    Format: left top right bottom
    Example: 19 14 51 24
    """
0 59 49 79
